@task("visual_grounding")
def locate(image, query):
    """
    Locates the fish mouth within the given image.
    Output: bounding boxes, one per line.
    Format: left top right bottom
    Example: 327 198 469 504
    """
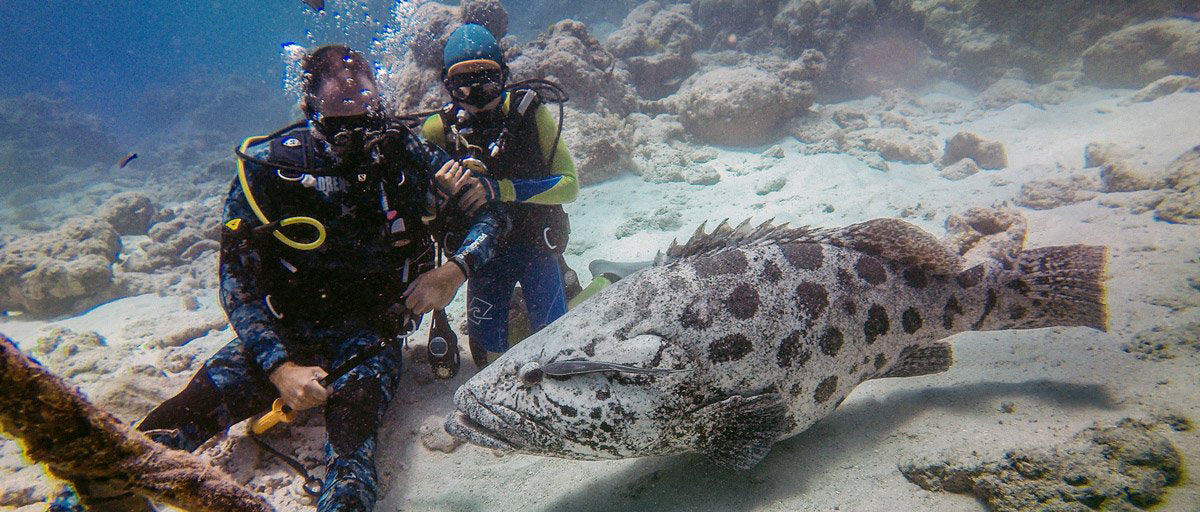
445 385 565 454
445 409 516 451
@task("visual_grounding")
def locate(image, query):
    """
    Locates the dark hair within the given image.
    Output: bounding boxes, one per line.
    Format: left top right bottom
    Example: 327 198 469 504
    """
300 45 381 120
301 45 376 99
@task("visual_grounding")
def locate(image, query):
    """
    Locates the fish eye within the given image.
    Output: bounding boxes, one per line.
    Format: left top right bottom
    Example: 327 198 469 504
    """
518 361 543 387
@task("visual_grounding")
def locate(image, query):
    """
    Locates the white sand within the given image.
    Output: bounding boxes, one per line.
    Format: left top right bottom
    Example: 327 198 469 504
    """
2 85 1199 511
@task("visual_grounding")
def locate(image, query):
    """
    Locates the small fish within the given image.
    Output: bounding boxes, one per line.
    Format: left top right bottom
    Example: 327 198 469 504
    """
302 0 324 12
446 215 1108 470
118 152 138 168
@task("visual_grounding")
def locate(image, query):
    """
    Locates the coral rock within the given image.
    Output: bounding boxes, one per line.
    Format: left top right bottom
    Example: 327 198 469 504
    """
901 418 1183 512
939 158 981 181
560 108 633 184
940 132 1007 170
1084 142 1129 169
98 192 157 236
942 207 1027 266
0 216 120 316
859 128 938 164
1164 145 1200 192
1125 74 1200 104
667 66 815 146
1154 145 1200 224
419 415 464 453
508 20 637 115
605 2 701 98
1099 162 1161 193
1082 19 1200 88
1015 175 1099 210
460 0 508 40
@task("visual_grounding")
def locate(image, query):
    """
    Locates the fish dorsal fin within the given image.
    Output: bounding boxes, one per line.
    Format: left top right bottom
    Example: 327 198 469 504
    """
659 218 964 274
689 392 788 470
658 218 824 264
826 218 964 274
874 342 953 379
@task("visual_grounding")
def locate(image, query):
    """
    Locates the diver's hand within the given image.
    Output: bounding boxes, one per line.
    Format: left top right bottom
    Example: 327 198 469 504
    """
434 160 468 197
457 177 488 214
403 264 467 315
268 362 329 411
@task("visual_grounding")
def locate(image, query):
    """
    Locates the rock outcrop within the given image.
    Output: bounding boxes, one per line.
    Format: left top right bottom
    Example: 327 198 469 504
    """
1155 145 1200 224
0 216 121 316
901 418 1185 512
940 132 1007 170
1082 18 1200 88
508 20 638 115
604 2 701 98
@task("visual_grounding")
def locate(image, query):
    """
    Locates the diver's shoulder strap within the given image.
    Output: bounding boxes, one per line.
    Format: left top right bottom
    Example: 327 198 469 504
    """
267 129 317 171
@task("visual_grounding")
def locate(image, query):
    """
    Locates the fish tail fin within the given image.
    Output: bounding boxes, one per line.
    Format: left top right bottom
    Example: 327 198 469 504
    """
1003 245 1108 331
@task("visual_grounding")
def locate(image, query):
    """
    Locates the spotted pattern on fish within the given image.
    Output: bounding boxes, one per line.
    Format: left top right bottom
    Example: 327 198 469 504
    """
781 243 823 270
709 334 753 363
942 296 963 329
727 284 760 320
814 376 838 403
694 249 748 278
855 255 887 285
763 260 784 283
448 216 1108 472
864 304 889 343
819 327 844 356
796 281 829 324
902 308 923 334
776 331 810 368
903 267 928 289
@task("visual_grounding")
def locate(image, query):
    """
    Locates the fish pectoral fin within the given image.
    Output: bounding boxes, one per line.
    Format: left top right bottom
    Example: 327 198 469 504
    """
690 392 788 471
874 342 953 379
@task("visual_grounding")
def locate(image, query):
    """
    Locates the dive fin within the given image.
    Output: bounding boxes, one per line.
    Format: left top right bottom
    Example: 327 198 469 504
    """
587 259 654 282
691 393 788 470
875 343 953 379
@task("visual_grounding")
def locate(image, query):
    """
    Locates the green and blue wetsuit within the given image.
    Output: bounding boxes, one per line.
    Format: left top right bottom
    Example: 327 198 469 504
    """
422 91 578 364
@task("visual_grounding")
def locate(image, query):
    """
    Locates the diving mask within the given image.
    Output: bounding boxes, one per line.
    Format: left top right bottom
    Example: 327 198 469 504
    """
445 70 505 109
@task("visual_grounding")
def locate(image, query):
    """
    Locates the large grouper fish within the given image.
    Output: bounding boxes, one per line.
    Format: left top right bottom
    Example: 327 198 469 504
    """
445 216 1107 469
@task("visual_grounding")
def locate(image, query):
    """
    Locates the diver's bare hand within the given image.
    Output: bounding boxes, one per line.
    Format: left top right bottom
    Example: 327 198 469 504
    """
434 161 468 196
457 177 488 214
268 362 329 411
403 264 467 315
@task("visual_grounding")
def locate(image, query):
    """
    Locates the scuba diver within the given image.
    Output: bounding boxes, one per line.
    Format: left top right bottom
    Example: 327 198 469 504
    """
51 45 506 512
421 23 580 367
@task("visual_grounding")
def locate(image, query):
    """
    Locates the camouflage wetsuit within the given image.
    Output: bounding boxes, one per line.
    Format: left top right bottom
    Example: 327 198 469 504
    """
51 123 506 512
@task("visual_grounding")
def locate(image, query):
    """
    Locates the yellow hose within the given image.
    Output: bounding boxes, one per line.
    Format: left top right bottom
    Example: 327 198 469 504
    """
236 136 327 251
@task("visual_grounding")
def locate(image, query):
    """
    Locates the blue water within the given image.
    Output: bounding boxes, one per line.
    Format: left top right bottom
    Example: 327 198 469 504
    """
0 0 613 144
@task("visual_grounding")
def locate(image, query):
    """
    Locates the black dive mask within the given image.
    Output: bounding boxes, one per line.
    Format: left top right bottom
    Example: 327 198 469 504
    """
313 113 385 166
445 70 505 109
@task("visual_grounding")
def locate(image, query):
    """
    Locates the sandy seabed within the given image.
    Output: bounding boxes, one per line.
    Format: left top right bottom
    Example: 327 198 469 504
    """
2 84 1199 511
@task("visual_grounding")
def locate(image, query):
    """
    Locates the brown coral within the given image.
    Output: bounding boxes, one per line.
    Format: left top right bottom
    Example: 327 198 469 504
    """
0 334 273 511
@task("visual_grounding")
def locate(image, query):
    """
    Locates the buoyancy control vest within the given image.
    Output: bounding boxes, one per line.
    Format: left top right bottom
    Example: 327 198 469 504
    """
436 90 569 253
230 125 435 326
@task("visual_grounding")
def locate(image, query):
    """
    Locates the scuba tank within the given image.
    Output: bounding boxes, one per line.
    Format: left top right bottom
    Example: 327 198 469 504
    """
427 308 459 379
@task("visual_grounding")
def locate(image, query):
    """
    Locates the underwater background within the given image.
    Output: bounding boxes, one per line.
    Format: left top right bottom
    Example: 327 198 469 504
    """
1 0 1200 511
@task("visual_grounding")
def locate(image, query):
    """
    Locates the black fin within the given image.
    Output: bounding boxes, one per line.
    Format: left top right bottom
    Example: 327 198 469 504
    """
691 393 789 470
1013 245 1108 331
659 218 963 274
875 343 953 379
